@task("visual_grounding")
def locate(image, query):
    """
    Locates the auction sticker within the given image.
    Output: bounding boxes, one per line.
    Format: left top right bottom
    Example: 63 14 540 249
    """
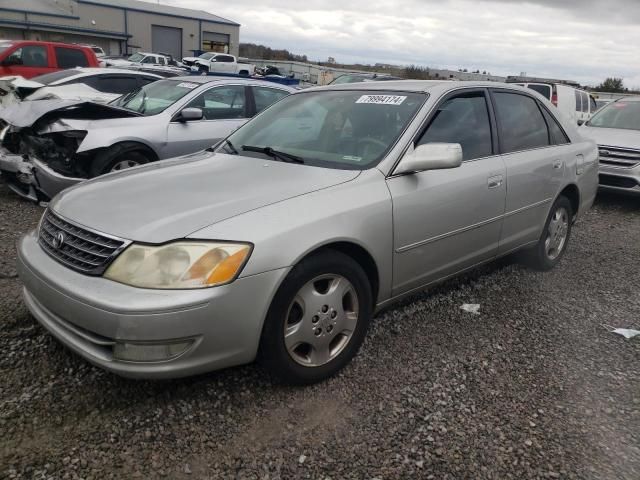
356 95 407 105
176 82 199 89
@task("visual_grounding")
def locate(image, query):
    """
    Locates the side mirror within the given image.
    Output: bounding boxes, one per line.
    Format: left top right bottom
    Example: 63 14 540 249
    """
394 143 463 175
178 107 203 122
577 119 585 126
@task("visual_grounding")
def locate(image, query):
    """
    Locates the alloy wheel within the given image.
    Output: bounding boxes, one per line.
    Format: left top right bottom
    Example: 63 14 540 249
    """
545 206 569 260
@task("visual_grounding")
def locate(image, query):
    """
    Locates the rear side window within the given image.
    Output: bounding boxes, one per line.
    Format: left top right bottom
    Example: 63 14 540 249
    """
580 92 589 113
540 106 570 145
527 84 551 100
216 55 234 63
55 47 89 68
252 86 289 113
493 91 549 153
5 45 48 67
92 75 140 94
417 91 493 161
575 90 582 112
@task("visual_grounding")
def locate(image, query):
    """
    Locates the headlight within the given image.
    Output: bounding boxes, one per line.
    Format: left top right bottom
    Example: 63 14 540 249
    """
104 241 252 289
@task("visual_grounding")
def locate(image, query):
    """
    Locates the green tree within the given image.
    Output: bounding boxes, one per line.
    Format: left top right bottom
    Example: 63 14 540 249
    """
594 77 625 93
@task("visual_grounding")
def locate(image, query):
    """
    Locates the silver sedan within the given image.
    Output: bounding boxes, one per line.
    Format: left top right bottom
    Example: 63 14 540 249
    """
17 81 598 384
0 76 294 201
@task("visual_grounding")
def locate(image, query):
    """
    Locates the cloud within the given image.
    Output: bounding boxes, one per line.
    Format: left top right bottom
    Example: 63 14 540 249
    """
149 0 640 86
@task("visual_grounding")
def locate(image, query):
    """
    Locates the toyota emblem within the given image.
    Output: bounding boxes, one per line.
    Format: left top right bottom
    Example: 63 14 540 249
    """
52 231 66 250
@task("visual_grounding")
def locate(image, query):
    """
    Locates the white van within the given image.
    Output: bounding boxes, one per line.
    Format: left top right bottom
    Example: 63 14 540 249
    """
514 83 597 125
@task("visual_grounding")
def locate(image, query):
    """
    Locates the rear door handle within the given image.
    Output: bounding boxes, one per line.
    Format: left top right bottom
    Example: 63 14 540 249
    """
553 159 563 169
487 174 503 189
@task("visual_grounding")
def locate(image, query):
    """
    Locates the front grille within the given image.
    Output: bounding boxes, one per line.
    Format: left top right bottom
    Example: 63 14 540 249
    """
38 210 127 275
598 145 640 169
599 174 639 189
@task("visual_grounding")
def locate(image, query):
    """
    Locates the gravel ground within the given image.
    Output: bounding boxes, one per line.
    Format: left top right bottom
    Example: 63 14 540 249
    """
1 182 639 480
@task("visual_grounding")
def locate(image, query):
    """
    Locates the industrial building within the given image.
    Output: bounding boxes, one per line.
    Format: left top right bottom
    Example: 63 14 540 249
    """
0 0 240 59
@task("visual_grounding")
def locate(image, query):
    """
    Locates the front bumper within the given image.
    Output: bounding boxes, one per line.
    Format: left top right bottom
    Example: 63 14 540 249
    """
598 163 640 196
17 230 288 379
0 148 83 202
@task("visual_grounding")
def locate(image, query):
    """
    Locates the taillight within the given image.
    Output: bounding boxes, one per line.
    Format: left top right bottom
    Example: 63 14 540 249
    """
551 93 558 106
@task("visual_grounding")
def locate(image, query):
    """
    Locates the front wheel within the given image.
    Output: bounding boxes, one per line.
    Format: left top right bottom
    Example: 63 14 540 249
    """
259 250 372 385
89 147 150 178
524 196 573 271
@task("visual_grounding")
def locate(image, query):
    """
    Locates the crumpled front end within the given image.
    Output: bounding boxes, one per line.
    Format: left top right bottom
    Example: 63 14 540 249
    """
0 119 91 202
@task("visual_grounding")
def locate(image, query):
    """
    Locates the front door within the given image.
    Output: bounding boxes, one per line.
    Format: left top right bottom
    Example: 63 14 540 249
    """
387 90 506 296
165 85 249 158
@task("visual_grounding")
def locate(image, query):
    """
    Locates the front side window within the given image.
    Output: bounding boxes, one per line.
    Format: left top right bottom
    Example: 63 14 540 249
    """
252 86 289 113
110 79 199 115
5 46 48 67
55 47 89 69
587 100 640 131
417 92 493 161
141 56 156 64
493 91 549 153
185 85 247 120
220 90 426 170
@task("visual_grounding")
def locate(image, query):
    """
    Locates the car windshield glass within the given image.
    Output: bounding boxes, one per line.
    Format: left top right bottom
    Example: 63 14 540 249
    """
220 90 426 170
110 79 198 115
32 69 81 85
587 100 640 130
128 53 145 63
199 52 214 59
330 75 366 85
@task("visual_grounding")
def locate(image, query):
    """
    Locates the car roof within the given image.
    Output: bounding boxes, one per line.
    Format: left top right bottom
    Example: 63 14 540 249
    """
168 76 296 90
305 80 530 93
46 68 163 84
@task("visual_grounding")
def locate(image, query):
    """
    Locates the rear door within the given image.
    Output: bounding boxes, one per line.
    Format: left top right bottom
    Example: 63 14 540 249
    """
165 84 249 157
387 88 506 295
490 89 571 254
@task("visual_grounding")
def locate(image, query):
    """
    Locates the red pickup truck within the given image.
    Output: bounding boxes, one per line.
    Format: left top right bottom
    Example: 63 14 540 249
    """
0 40 100 79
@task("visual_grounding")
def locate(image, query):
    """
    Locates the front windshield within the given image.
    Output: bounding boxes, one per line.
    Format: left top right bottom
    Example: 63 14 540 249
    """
330 75 366 85
128 53 145 63
110 79 199 115
587 100 640 130
220 90 426 169
199 52 215 60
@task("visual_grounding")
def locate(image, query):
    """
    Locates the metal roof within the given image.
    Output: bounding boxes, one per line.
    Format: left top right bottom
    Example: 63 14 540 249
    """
77 0 240 26
1 0 77 17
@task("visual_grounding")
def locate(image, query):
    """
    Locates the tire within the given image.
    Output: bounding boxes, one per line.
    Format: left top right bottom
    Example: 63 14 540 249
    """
199 65 209 75
524 195 573 271
89 146 151 178
259 250 373 385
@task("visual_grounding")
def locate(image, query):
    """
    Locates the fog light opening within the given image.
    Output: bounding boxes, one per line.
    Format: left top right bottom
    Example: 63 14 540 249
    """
112 339 195 363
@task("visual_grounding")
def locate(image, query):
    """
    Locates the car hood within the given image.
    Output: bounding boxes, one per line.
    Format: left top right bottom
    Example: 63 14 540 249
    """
50 151 361 243
0 99 140 128
580 126 640 150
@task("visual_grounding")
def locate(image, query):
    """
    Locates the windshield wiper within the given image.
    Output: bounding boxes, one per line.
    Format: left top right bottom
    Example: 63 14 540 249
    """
241 145 305 164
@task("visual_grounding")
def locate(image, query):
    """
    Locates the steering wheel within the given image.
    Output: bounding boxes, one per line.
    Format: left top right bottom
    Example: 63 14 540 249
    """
357 137 388 151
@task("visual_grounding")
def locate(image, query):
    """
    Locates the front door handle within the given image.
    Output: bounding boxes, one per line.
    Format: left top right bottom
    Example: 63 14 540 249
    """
487 175 503 189
553 159 563 169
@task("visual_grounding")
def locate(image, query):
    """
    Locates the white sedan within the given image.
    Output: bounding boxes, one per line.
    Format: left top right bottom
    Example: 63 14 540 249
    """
0 68 162 108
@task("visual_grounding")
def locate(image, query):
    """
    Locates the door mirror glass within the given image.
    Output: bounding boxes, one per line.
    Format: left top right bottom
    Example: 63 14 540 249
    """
395 143 463 174
577 119 585 126
178 107 203 122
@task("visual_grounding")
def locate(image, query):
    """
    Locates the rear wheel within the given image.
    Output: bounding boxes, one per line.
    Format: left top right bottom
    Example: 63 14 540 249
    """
259 250 372 384
524 196 572 271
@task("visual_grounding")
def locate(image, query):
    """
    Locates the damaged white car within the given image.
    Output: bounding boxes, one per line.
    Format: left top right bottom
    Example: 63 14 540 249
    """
0 68 162 109
0 76 294 202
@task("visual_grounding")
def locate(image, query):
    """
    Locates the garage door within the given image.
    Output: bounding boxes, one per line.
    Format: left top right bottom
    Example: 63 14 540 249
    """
151 25 182 59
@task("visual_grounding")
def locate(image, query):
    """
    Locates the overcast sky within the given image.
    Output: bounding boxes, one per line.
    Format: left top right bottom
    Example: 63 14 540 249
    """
152 0 640 86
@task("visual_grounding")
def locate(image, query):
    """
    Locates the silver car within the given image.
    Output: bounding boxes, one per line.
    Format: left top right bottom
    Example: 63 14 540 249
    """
579 96 640 195
0 76 294 201
17 81 598 384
